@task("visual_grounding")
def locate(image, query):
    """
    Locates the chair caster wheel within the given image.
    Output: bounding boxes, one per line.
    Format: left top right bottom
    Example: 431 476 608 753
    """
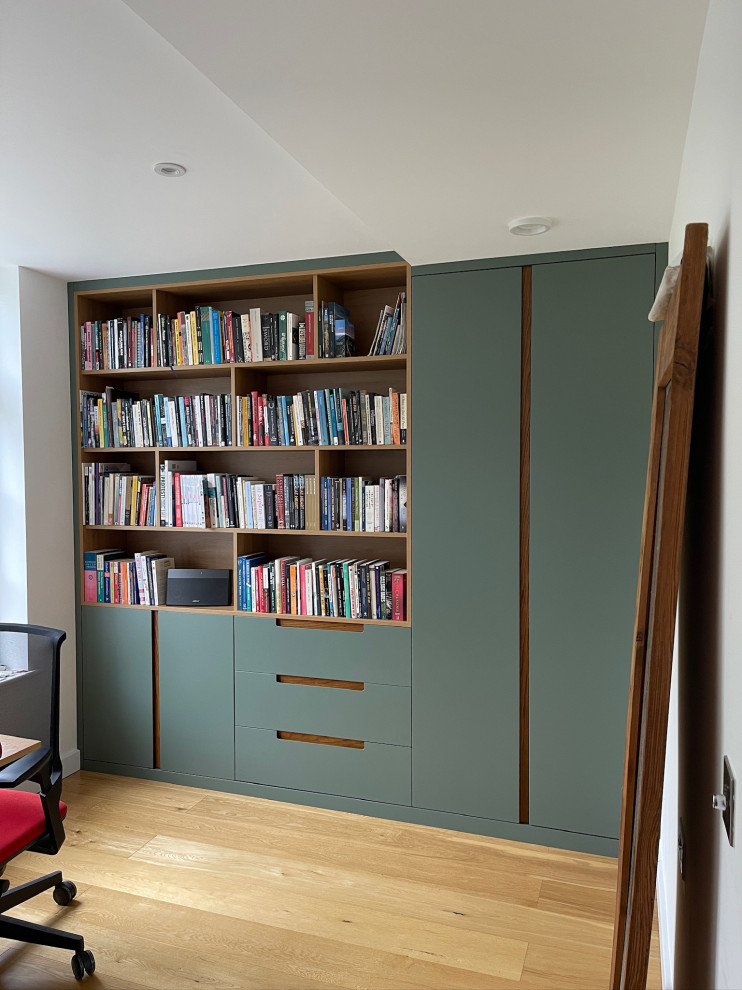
71 949 95 980
53 880 77 905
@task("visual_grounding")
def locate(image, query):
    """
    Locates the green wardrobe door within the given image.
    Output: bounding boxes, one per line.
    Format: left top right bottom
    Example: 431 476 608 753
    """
530 253 654 837
158 612 235 779
411 266 521 821
81 605 153 767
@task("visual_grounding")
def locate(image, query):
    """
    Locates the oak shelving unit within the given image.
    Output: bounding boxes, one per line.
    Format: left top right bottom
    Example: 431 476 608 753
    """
74 260 411 627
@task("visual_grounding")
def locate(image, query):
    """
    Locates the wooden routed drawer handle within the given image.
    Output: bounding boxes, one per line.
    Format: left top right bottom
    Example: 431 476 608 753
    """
276 618 362 633
276 675 364 691
276 731 364 749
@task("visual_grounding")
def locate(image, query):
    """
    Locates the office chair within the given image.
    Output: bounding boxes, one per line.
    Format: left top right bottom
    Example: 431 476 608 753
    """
0 623 94 981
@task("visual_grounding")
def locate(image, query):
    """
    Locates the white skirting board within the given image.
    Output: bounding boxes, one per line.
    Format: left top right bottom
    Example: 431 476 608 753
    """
656 854 675 989
62 748 81 777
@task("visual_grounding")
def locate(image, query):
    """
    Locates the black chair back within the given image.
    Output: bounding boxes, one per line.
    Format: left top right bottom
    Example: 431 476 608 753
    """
0 624 66 777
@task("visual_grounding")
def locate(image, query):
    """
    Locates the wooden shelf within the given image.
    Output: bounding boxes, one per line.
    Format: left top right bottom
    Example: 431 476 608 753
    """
80 600 409 627
79 354 406 380
81 444 407 454
80 363 232 381
84 524 406 537
75 258 411 625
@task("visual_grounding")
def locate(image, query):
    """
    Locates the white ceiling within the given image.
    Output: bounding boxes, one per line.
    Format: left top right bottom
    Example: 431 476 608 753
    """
1 0 709 280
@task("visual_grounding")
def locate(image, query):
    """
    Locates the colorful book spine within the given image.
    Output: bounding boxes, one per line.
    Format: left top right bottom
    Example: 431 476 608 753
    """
83 552 97 602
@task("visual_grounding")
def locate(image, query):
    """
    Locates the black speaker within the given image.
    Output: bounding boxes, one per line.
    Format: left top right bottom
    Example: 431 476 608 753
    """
165 569 231 607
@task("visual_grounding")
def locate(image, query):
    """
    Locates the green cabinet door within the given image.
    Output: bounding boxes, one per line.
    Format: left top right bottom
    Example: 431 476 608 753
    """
81 605 153 768
411 266 521 821
530 253 654 837
158 612 235 779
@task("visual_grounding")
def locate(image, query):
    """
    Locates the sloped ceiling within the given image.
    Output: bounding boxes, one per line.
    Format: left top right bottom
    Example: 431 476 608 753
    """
0 0 388 280
1 0 708 279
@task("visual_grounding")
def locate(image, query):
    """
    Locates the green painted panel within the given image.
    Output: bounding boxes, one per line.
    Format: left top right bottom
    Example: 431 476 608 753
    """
411 267 521 821
412 243 657 278
69 251 404 293
81 606 153 767
159 612 235 779
234 617 410 685
530 254 655 837
235 673 410 745
235 726 411 805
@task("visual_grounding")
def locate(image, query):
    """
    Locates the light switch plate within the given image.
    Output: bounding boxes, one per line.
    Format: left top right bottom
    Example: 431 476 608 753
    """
678 817 686 879
723 755 735 847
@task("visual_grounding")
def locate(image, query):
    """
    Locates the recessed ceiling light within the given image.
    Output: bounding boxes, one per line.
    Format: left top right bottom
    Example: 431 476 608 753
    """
508 216 553 236
154 162 187 178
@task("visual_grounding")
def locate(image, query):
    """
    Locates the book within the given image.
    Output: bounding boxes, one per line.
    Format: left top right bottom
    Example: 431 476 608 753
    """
83 551 98 602
305 301 315 358
392 569 407 621
150 556 175 606
334 317 355 358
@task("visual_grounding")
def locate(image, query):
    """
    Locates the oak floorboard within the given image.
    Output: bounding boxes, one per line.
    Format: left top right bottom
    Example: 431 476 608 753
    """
1 772 662 989
131 834 613 953
537 878 617 925
68 780 612 898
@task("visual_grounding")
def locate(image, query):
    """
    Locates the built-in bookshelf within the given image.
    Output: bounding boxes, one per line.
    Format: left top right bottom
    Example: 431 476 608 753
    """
74 262 411 626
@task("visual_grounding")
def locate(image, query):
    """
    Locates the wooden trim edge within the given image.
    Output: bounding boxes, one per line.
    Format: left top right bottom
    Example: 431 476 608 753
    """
520 266 532 824
276 731 364 749
152 610 160 769
276 675 364 690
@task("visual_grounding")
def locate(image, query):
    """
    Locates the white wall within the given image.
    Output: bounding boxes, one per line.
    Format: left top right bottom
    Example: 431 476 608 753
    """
659 1 742 986
0 265 78 772
0 267 28 622
18 268 78 769
658 661 679 987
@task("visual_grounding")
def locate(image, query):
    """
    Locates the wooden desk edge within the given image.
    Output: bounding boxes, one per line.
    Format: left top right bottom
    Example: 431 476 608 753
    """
0 734 42 769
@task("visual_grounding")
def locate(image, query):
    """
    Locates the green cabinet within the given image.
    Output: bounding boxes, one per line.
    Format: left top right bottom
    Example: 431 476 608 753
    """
235 727 412 805
81 605 153 768
234 618 411 684
158 612 235 779
529 254 654 837
234 616 412 802
76 245 659 847
235 672 411 745
411 266 522 821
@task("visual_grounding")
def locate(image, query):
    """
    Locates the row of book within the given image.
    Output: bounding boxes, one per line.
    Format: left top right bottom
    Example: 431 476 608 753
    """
80 388 234 449
156 306 316 366
83 548 173 604
80 315 155 371
82 464 157 527
160 463 318 530
236 389 407 447
83 462 407 534
368 293 406 356
237 553 407 621
80 305 317 370
320 476 407 533
80 296 408 372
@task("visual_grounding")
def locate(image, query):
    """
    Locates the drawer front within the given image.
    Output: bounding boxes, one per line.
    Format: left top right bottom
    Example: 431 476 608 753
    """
235 726 411 805
234 616 411 685
235 672 410 746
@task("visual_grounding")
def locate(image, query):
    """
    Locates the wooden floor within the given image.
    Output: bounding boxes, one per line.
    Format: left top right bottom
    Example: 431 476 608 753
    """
0 772 661 989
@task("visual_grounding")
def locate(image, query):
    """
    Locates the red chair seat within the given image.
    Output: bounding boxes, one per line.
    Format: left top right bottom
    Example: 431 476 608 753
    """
0 791 67 863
